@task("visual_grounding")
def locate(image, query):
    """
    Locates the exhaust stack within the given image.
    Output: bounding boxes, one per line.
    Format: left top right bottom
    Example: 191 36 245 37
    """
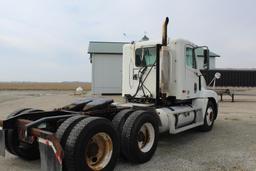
162 17 169 46
156 17 169 106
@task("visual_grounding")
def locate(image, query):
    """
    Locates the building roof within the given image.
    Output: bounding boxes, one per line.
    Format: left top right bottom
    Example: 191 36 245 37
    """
88 41 128 54
88 41 220 57
195 48 220 58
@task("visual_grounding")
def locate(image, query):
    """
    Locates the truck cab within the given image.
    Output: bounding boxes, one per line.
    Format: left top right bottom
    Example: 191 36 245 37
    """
122 39 218 103
121 17 218 135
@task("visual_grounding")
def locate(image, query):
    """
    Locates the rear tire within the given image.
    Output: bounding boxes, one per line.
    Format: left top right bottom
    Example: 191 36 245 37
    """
198 100 216 132
5 108 31 154
112 109 134 136
56 115 87 170
5 108 43 160
65 117 119 171
112 109 134 158
121 110 159 163
56 115 87 147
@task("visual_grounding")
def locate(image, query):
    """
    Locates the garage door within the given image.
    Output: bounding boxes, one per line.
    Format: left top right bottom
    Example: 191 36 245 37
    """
92 54 122 94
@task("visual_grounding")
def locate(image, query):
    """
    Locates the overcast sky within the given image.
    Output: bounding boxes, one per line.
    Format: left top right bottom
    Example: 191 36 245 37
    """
0 0 256 82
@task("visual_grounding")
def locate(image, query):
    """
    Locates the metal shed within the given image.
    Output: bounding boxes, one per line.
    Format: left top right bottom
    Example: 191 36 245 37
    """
88 41 127 95
88 41 220 95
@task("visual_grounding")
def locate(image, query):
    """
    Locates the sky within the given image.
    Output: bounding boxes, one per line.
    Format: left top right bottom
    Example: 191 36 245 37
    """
0 0 256 82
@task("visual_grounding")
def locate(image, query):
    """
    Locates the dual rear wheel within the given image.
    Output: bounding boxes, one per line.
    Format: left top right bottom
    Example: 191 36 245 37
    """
5 108 43 160
57 116 119 171
112 109 159 163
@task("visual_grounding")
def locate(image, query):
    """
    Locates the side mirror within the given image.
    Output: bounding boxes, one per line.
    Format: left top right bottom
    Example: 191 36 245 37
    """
203 49 210 70
208 72 221 87
214 72 221 79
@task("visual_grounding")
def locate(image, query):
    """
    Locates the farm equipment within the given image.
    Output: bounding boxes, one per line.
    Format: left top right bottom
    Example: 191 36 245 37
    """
0 17 218 171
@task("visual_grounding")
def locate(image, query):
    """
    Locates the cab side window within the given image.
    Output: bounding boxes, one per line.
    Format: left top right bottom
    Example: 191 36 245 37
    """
186 47 197 69
135 47 156 67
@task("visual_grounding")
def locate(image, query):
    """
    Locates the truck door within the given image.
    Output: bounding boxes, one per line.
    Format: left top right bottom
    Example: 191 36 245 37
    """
127 47 156 98
185 47 199 99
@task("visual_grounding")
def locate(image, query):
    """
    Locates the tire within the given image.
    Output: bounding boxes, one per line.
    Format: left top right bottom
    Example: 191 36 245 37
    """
5 108 43 160
198 100 216 132
5 108 31 154
121 110 159 163
112 109 134 158
55 115 87 170
65 117 119 171
56 115 87 146
112 109 134 139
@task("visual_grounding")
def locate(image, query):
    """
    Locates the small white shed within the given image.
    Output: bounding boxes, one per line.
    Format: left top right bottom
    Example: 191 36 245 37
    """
88 42 127 95
88 41 220 95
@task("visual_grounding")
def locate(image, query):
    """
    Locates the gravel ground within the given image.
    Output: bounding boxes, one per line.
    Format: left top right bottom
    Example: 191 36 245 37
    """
0 90 255 171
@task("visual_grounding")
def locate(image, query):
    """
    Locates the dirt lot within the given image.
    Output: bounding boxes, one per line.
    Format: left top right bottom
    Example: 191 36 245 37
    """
0 82 91 90
0 90 255 171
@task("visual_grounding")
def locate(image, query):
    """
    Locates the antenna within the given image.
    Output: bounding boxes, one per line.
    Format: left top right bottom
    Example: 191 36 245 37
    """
141 31 149 41
123 33 135 43
123 33 129 40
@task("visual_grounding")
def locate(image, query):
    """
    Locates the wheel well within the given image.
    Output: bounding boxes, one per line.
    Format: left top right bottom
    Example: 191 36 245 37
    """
154 113 162 126
208 98 218 120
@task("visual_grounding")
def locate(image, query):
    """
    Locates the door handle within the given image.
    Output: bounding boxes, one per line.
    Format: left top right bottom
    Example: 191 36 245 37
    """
194 83 197 93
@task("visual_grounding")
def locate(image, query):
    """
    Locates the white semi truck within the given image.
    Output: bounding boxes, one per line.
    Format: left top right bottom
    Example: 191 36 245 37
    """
0 17 218 171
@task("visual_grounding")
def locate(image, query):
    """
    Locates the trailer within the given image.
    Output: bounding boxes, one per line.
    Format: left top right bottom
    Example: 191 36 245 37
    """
0 17 219 171
202 69 256 102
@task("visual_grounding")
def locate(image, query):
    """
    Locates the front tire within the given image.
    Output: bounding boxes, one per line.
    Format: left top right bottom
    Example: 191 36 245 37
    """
65 117 119 171
198 100 216 132
121 110 159 163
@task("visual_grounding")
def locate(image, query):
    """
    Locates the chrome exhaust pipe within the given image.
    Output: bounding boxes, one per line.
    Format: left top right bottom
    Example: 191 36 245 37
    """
162 17 169 46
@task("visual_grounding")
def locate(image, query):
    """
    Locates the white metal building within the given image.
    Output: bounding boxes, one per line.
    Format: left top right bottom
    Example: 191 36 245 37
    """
88 42 127 95
88 41 220 95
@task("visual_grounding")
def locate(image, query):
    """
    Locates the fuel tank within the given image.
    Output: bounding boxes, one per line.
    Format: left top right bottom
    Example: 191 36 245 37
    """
175 111 195 128
157 106 197 133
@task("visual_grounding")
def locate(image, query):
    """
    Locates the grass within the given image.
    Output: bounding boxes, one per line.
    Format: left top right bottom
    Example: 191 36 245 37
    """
0 82 91 90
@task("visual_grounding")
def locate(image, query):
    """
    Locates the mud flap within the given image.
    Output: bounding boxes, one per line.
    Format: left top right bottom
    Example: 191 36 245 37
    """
0 127 5 157
38 138 62 171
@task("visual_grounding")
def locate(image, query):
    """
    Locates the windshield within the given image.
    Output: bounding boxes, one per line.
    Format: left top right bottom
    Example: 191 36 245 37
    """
135 47 156 67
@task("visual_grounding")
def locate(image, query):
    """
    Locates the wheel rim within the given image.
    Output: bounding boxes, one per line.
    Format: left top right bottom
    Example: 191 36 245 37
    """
137 122 155 153
206 107 214 126
85 132 113 171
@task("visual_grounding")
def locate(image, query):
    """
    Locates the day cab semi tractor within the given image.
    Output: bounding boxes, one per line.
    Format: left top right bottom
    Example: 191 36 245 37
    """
0 17 218 171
